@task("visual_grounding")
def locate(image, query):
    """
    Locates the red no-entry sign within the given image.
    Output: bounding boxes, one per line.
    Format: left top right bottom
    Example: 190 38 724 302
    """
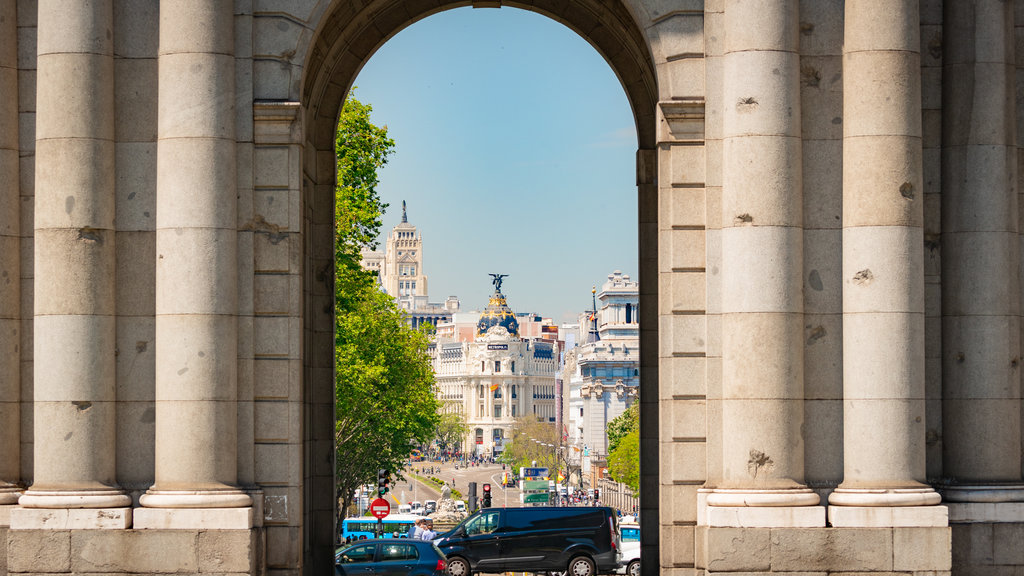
369 497 391 519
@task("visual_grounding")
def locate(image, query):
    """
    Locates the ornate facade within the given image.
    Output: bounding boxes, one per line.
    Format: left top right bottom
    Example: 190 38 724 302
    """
431 286 559 456
563 272 640 476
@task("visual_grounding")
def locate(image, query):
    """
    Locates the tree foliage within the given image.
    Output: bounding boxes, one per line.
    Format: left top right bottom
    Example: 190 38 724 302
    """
607 402 638 454
498 418 560 473
334 91 439 518
435 410 469 452
607 427 639 493
606 402 640 491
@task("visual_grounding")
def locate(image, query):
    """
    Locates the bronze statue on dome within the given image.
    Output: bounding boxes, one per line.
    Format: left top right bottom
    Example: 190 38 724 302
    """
489 273 508 293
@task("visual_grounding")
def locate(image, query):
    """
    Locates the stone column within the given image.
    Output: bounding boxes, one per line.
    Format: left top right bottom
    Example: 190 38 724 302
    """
829 0 941 511
940 0 1024 503
709 0 821 519
0 0 21 506
138 0 250 512
19 0 130 510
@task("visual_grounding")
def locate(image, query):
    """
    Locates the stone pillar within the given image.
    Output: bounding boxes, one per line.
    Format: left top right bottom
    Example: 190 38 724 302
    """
0 0 21 506
709 0 821 520
19 0 130 511
829 0 942 513
138 0 251 513
941 0 1024 503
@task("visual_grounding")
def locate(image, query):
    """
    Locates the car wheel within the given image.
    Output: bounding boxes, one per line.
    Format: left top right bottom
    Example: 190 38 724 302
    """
627 560 640 576
447 556 471 576
567 555 596 576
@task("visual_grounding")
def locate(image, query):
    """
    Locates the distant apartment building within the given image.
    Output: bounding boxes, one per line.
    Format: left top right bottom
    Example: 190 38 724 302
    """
561 271 640 478
360 201 460 328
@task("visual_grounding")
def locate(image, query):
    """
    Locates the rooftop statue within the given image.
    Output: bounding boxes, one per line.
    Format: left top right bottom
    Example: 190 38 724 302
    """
489 273 508 293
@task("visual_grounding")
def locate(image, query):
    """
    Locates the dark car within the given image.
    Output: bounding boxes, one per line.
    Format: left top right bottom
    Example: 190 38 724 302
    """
434 506 621 576
335 538 448 576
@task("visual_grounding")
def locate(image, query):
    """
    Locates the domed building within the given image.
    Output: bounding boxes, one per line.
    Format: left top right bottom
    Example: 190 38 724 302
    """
431 277 559 457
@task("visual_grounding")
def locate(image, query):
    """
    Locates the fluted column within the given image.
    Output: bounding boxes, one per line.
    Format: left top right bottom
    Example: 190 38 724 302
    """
20 0 128 510
940 0 1024 503
139 0 249 509
0 0 21 506
830 0 940 508
708 0 820 512
19 0 127 510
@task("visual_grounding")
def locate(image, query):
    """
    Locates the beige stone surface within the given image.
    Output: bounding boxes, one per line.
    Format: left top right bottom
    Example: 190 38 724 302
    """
10 507 131 529
704 526 770 571
769 527 892 571
7 529 71 573
706 506 825 527
828 505 948 528
133 507 253 530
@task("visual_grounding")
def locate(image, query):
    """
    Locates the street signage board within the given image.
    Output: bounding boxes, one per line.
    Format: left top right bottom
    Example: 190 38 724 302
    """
369 497 390 519
522 480 550 491
522 492 550 504
520 467 549 480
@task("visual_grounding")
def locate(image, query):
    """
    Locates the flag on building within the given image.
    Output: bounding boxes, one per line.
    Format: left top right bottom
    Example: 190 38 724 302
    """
490 383 500 391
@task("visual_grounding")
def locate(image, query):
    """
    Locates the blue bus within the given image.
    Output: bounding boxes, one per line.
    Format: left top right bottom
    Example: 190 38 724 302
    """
341 514 426 542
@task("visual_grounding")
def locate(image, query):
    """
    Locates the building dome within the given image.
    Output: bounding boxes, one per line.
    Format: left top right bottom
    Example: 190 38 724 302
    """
476 292 519 338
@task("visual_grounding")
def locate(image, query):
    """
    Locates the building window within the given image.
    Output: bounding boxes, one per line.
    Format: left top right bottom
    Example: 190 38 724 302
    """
478 384 484 397
494 361 501 373
511 361 515 373
580 408 584 417
481 361 485 372
478 404 484 417
626 303 632 324
512 405 517 417
511 385 517 398
494 405 502 418
494 386 501 399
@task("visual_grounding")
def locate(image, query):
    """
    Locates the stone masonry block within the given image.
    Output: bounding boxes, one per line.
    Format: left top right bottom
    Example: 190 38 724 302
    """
952 522 994 567
198 529 258 573
7 529 71 573
705 527 771 572
770 528 893 572
992 522 1024 565
71 529 198 573
894 527 952 571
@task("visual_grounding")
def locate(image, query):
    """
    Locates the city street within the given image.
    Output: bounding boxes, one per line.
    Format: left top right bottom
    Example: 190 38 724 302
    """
393 459 524 509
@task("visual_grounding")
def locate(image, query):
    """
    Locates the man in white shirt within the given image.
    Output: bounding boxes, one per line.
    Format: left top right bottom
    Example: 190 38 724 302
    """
407 518 423 539
418 519 437 540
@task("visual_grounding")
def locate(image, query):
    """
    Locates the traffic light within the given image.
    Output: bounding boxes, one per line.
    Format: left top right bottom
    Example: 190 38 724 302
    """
482 483 492 508
594 488 600 501
377 469 390 497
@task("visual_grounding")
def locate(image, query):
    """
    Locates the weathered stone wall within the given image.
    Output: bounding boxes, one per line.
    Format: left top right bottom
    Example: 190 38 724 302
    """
698 526 952 575
5 528 263 575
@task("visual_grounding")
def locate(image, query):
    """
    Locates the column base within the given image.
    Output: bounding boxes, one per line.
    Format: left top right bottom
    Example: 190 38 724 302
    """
140 489 252 509
0 486 22 505
828 505 948 527
133 507 253 529
19 489 132 509
938 484 1024 503
828 487 942 507
707 488 821 507
707 505 826 527
10 507 132 529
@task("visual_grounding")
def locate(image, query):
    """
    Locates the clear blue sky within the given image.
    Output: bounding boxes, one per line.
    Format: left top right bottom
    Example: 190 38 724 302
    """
353 6 638 323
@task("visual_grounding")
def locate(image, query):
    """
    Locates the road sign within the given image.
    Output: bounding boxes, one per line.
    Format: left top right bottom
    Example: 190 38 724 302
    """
522 480 549 491
522 492 550 504
369 497 391 519
520 467 549 480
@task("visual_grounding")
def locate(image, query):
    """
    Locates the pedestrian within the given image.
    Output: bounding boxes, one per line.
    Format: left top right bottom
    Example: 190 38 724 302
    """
419 519 437 541
407 518 422 539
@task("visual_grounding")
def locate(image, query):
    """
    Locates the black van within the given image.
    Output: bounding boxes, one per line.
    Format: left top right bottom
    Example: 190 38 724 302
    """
434 506 621 576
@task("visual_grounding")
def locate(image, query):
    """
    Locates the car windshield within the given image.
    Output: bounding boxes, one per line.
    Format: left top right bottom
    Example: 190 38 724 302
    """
464 510 500 535
338 543 376 564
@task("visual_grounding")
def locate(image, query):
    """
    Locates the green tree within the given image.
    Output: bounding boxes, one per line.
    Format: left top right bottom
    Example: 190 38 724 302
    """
435 410 469 453
334 91 439 519
607 427 640 493
607 402 638 454
498 418 559 473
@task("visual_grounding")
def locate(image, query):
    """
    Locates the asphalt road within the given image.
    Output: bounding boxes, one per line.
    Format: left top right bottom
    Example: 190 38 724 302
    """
392 459 526 509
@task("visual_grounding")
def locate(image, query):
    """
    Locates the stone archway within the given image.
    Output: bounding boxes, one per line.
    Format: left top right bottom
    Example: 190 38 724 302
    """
294 1 661 573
